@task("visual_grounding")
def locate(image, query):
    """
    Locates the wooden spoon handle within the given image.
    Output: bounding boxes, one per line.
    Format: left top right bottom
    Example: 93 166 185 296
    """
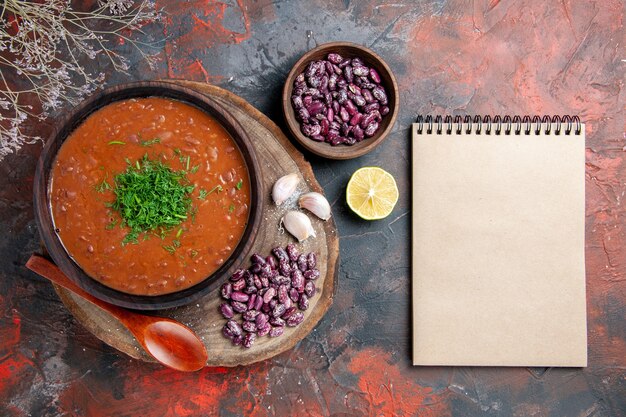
25 254 130 320
25 254 209 371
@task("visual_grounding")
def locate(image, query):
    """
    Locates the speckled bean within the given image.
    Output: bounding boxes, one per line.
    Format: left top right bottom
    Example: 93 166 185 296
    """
286 312 305 327
243 332 256 348
219 303 233 319
257 324 271 337
269 326 284 337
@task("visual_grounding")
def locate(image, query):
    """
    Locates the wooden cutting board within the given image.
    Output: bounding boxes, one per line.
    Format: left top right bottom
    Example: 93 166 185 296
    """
54 81 339 367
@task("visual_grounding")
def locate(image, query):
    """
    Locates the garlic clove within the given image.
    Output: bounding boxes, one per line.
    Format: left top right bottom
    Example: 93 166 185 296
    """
272 173 300 205
281 211 316 242
298 192 331 221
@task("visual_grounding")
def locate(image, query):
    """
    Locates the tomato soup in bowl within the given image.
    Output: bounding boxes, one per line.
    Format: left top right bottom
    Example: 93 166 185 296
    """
34 83 263 310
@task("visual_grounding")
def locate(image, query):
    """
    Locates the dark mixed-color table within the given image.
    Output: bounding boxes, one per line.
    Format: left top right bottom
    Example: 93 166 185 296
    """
1 1 624 415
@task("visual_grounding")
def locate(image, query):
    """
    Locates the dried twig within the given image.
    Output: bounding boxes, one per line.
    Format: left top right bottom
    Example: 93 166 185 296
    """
0 0 163 160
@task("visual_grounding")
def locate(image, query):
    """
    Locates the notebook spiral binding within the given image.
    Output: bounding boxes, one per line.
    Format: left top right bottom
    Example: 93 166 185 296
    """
415 115 582 136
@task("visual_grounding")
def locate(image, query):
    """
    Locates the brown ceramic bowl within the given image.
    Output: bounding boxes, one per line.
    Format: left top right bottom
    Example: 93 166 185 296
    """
33 82 264 310
282 42 399 160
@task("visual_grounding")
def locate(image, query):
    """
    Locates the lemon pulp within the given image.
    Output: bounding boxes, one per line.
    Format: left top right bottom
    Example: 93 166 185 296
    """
346 167 399 220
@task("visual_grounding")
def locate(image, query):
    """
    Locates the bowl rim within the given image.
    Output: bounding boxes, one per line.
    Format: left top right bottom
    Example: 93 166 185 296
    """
282 41 399 160
33 81 264 310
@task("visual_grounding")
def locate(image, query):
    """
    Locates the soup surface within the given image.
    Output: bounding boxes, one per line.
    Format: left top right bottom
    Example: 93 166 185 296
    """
50 97 250 296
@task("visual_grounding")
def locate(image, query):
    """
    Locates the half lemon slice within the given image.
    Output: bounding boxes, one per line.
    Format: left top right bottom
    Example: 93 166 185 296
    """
346 167 399 220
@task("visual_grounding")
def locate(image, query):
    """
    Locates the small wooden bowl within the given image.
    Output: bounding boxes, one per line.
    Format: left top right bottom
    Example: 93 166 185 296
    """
282 42 399 160
33 82 264 310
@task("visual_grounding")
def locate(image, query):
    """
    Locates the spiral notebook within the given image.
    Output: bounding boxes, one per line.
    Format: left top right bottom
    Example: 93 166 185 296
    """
412 116 587 367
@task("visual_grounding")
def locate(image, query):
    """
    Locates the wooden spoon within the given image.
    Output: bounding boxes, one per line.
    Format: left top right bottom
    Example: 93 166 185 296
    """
26 254 208 372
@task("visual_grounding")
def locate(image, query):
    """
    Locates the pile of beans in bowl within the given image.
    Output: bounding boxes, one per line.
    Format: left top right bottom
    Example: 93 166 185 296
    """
219 244 319 348
291 52 390 146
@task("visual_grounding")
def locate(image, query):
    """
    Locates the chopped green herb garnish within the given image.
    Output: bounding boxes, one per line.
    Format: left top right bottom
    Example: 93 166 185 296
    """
186 155 190 171
176 150 187 164
152 227 168 240
236 179 243 190
108 140 126 145
140 137 161 147
176 228 183 238
198 184 222 200
229 204 235 213
162 239 181 254
190 164 200 174
190 249 198 258
110 155 195 245
95 175 112 193
122 230 139 246
105 219 117 230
